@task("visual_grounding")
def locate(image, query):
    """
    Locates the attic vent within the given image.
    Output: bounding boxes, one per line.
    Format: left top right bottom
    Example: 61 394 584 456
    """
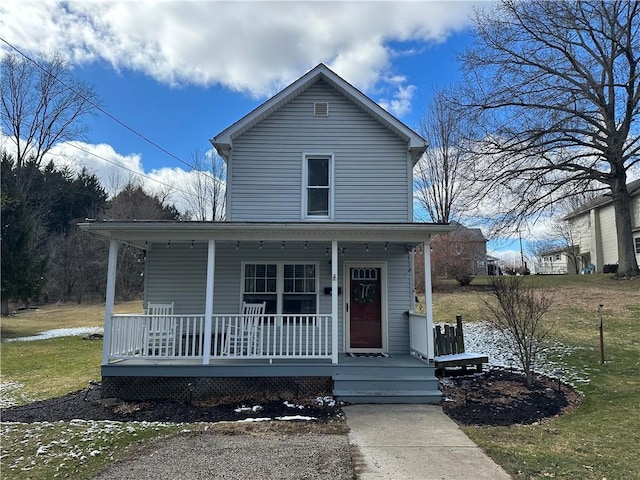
314 102 329 117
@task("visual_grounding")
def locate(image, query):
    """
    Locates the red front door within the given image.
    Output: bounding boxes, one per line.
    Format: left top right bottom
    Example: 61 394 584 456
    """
348 267 382 350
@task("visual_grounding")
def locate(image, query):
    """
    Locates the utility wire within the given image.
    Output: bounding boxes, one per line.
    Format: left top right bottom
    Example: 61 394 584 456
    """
49 141 198 200
0 37 223 187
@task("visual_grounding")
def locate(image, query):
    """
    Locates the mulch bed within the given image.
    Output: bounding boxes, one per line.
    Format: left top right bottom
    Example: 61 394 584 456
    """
1 368 581 426
0 385 341 424
439 368 581 426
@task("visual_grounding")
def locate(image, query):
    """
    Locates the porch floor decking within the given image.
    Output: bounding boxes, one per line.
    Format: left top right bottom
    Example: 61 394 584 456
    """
102 353 429 376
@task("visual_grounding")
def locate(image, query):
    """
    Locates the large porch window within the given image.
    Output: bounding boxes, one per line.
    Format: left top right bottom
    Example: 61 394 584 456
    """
242 262 318 315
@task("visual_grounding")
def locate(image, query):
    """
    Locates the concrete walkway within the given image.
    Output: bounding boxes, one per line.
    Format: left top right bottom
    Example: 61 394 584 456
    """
343 404 512 480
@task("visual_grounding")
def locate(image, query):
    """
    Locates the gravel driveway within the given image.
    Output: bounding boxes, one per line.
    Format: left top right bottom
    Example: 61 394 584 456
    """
91 432 354 480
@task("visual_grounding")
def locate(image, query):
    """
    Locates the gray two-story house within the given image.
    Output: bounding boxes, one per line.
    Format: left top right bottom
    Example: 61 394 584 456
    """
82 64 453 403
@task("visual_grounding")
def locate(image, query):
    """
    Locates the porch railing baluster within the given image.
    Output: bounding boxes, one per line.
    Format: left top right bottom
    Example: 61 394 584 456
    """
106 313 333 363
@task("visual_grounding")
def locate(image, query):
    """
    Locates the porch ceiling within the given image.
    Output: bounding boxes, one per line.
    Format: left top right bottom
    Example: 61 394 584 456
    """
78 221 454 249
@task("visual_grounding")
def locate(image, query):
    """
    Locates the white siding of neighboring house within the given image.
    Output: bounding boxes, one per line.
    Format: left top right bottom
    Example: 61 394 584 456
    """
144 241 413 355
228 79 411 223
568 190 640 272
597 202 619 266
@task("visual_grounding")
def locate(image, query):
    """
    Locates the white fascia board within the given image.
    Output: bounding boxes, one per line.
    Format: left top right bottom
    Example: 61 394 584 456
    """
79 221 455 248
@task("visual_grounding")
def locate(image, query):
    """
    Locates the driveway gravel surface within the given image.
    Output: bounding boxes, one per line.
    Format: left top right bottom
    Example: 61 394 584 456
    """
91 432 354 480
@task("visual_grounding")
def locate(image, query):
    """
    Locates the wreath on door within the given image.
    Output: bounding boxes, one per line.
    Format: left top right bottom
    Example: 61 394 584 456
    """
353 282 376 304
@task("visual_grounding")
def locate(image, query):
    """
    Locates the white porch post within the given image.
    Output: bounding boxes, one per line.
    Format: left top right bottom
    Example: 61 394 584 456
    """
202 239 216 365
102 239 119 365
423 239 434 361
331 240 339 364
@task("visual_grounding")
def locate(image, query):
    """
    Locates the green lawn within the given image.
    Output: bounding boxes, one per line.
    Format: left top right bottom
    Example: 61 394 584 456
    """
433 274 640 480
0 301 198 480
1 278 638 480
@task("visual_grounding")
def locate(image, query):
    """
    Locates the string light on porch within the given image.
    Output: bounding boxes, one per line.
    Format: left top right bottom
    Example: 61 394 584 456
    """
166 240 171 248
236 241 240 250
384 242 388 251
365 243 369 252
259 241 263 250
281 241 285 249
190 240 194 249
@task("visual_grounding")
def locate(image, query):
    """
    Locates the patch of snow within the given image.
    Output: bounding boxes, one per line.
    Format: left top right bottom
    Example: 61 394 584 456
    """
275 415 317 421
283 401 304 409
446 321 591 388
2 420 197 474
5 327 103 342
236 417 272 423
234 405 264 413
315 396 336 407
0 382 34 408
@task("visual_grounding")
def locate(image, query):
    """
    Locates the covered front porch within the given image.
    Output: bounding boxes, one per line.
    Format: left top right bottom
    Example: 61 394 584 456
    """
81 221 453 403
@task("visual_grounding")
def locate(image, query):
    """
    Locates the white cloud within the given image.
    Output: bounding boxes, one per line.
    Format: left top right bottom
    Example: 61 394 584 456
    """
0 1 478 105
378 83 417 117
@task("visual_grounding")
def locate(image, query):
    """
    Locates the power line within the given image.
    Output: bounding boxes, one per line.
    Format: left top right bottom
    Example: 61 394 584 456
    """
0 37 222 186
51 141 198 200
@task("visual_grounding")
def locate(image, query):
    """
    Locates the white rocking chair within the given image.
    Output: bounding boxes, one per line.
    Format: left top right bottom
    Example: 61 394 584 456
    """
145 302 175 356
224 302 265 356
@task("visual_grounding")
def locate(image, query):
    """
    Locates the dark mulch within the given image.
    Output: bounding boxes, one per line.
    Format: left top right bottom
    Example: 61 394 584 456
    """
1 369 581 427
0 385 341 424
439 368 581 426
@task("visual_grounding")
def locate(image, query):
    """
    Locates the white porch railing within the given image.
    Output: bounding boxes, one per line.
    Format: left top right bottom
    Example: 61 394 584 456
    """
106 314 334 363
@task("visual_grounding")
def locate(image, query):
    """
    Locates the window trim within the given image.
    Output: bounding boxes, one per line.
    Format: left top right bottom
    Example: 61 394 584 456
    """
301 153 334 220
240 261 320 317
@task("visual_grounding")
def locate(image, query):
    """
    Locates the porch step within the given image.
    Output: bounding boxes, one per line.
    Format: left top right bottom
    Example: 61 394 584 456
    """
333 373 441 404
333 389 442 404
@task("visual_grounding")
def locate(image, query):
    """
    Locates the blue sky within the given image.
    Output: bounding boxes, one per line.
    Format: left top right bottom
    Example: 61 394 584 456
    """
1 1 528 259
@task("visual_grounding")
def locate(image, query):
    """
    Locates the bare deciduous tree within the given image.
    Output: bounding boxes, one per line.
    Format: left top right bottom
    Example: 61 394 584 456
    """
484 276 554 387
0 53 100 176
414 90 469 223
460 0 640 276
182 149 226 221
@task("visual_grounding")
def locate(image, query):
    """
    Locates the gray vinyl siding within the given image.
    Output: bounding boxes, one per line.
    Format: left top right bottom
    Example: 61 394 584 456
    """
229 79 411 222
144 241 413 355
145 242 208 313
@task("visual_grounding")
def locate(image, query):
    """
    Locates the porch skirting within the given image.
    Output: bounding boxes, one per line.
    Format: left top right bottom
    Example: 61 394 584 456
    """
100 354 442 404
101 376 332 402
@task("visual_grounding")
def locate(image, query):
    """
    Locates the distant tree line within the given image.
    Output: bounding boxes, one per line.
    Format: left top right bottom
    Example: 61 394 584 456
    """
0 151 180 315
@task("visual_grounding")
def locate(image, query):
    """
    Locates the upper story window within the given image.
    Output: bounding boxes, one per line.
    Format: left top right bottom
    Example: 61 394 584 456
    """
303 154 333 219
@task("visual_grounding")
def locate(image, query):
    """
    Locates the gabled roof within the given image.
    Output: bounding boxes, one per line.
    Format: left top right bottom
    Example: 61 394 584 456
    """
564 178 640 220
449 220 486 242
212 63 427 164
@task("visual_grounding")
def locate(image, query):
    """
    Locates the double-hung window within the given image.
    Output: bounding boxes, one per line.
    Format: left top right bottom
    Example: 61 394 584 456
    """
242 262 318 316
304 155 332 219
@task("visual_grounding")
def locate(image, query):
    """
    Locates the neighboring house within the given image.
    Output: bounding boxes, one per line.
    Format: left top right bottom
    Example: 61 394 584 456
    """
536 248 579 275
429 222 488 278
486 255 502 276
81 64 453 404
564 179 640 273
